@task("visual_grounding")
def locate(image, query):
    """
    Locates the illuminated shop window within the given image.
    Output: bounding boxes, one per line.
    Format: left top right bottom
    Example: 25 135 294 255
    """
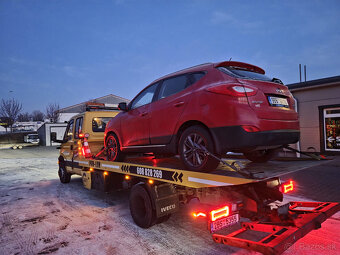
324 107 340 151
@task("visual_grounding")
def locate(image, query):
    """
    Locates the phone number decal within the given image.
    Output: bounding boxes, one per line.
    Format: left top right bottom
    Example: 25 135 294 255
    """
137 167 163 179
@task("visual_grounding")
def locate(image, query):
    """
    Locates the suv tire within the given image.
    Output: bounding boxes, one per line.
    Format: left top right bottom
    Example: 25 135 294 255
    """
179 125 220 172
106 133 125 161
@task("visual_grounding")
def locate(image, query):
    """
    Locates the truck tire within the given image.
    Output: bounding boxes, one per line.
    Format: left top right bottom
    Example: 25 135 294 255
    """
179 125 220 172
106 133 125 162
58 164 71 183
129 184 156 228
244 149 277 163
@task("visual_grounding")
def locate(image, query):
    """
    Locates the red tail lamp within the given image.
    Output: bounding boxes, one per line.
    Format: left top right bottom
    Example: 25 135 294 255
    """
283 180 294 193
210 206 230 222
206 84 257 97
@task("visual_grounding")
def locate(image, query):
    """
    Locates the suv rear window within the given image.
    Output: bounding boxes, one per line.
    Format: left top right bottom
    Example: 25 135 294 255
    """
92 117 112 132
218 66 274 83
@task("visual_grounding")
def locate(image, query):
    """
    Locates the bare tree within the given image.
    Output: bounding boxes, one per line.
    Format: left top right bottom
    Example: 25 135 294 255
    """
46 103 60 123
17 112 31 122
0 98 22 132
31 110 45 121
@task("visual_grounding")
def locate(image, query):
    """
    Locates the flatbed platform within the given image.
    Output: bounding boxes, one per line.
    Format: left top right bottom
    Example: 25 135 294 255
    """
74 155 326 188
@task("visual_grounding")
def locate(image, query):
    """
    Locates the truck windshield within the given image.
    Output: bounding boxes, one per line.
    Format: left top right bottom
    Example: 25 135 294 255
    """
217 66 279 83
28 135 39 139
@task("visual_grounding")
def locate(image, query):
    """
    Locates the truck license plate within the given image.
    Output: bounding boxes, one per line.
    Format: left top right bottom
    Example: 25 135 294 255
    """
210 214 239 232
268 96 289 108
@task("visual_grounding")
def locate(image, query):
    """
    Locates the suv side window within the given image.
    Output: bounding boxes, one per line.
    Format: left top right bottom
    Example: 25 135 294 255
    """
191 72 206 83
158 75 188 99
63 119 74 141
130 83 158 110
74 117 83 139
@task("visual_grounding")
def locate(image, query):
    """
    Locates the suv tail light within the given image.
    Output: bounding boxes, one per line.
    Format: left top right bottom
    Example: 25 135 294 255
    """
206 84 257 97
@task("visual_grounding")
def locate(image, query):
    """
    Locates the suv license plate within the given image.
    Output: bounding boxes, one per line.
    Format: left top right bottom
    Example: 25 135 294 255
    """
210 214 239 232
268 96 289 108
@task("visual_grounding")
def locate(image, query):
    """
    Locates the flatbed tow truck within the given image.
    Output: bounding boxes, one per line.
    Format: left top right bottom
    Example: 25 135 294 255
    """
56 107 339 255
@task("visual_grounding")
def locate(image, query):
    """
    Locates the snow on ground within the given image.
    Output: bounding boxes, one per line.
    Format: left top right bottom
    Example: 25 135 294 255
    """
0 147 339 255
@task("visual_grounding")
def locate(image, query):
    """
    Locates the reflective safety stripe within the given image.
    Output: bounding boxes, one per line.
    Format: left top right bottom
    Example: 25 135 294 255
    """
188 177 232 186
101 164 120 169
74 160 89 165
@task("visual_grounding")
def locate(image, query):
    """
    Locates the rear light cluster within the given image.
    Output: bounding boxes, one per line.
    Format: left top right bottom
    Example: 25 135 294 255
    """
280 180 294 193
206 84 257 97
192 204 233 222
210 206 229 222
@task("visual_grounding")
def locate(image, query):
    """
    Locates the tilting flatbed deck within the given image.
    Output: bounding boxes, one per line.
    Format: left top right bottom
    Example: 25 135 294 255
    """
60 152 339 255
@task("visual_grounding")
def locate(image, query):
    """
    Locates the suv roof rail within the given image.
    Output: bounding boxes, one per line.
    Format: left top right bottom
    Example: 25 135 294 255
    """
85 103 120 111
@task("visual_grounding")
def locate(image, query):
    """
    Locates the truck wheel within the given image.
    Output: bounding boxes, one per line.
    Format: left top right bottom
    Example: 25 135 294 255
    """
179 125 220 172
58 164 71 183
244 149 277 163
106 134 125 161
129 184 156 228
156 214 171 224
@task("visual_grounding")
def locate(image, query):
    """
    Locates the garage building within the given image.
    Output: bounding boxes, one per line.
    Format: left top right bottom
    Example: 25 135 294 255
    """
287 75 340 155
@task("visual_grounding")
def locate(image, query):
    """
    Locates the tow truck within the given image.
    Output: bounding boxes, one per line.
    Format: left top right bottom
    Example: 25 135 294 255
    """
55 105 340 255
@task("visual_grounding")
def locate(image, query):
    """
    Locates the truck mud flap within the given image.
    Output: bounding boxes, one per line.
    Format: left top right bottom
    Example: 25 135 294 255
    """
212 201 340 255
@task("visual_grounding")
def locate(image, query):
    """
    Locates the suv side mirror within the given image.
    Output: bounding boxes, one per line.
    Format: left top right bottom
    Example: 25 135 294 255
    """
118 102 128 112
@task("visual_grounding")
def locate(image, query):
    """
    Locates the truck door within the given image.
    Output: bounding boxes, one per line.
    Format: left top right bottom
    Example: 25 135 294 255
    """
60 119 74 172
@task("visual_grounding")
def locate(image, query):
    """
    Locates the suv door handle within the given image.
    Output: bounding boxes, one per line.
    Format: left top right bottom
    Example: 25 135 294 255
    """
174 101 185 107
139 112 148 117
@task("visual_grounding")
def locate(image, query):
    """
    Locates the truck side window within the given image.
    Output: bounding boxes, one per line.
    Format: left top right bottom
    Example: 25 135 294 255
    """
63 119 74 141
74 117 83 139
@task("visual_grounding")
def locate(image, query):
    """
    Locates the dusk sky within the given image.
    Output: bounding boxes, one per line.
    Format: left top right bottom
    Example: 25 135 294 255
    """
1 0 339 113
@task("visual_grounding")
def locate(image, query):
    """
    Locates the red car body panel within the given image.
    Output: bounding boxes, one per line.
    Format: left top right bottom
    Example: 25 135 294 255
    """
105 61 300 155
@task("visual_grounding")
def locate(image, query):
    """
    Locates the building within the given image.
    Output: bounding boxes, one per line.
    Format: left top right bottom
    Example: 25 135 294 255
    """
37 123 67 146
12 121 43 132
58 94 130 123
287 76 340 155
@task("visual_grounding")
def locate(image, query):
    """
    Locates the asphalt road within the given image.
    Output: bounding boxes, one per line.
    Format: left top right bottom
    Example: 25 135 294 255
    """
279 157 340 202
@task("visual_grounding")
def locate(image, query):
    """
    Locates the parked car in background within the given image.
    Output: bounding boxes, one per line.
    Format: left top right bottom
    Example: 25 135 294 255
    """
24 133 40 144
105 61 300 172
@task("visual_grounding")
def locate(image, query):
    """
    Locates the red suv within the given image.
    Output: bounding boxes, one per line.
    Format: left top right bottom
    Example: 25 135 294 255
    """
105 61 299 171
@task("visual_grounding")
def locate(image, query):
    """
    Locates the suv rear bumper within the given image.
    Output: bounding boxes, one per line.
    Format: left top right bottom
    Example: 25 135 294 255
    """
210 126 300 154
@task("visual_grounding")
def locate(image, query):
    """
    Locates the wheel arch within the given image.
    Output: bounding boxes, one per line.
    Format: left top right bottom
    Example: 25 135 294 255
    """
105 130 121 147
175 120 217 154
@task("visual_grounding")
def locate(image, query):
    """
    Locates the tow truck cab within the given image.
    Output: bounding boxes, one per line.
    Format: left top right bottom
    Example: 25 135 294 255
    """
57 104 120 175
